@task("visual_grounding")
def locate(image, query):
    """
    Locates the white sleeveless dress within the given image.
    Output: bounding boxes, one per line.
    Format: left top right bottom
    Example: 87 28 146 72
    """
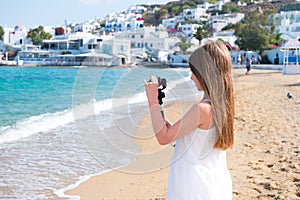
166 127 232 200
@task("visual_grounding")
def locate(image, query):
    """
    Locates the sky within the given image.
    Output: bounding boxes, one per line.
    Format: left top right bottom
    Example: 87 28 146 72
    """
0 0 170 29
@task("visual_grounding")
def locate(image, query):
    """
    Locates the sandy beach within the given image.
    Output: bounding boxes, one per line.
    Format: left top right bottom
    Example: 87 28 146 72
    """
66 68 300 199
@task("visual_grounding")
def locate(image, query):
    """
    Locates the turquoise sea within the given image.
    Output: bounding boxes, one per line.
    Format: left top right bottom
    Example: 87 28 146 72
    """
0 66 201 199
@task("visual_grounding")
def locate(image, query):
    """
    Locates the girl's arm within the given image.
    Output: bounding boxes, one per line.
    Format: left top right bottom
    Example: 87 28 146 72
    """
149 103 200 145
144 77 201 145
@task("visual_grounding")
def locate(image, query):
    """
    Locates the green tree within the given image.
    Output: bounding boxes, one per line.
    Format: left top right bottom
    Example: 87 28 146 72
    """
186 1 197 7
176 35 193 54
194 26 209 45
27 26 52 45
160 8 168 17
171 6 181 14
207 0 219 3
222 2 240 13
0 26 4 41
234 10 278 51
221 23 235 31
235 23 269 51
270 33 284 46
182 5 191 10
154 10 162 22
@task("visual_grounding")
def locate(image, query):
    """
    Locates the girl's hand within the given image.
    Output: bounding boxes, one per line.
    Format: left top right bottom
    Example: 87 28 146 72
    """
143 76 159 106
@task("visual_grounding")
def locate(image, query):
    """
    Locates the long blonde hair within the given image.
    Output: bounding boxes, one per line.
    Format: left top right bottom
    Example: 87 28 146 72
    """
189 41 234 150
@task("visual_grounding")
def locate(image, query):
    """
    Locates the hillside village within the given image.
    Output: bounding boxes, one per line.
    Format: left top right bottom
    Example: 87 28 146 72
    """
0 0 299 67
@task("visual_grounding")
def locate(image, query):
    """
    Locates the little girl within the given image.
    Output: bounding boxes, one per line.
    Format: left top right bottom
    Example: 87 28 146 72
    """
144 41 234 199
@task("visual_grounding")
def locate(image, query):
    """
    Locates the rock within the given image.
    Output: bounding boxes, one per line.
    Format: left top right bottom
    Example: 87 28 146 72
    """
267 164 274 168
260 182 277 190
289 163 298 169
280 167 289 172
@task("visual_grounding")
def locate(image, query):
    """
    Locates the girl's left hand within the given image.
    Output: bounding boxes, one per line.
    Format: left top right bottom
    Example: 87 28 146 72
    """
143 76 159 106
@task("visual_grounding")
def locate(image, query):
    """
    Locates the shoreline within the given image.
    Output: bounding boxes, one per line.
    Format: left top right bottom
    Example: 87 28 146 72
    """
64 68 300 199
55 165 130 200
1 64 285 70
65 98 199 199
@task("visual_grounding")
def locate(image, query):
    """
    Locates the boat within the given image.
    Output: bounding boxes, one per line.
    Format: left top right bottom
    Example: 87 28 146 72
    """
1 52 23 66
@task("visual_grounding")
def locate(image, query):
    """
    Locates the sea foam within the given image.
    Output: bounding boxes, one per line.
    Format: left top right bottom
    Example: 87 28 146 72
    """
0 76 192 144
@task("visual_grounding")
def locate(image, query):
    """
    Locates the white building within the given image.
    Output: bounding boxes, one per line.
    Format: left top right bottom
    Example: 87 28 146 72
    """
102 38 130 55
3 27 14 44
16 32 130 66
4 25 28 45
210 13 245 32
104 11 144 32
274 10 300 41
42 32 113 54
114 26 179 52
177 23 201 37
162 16 185 29
198 0 230 12
183 7 207 21
127 5 147 14
74 22 95 33
202 31 237 47
43 26 56 37
162 18 177 29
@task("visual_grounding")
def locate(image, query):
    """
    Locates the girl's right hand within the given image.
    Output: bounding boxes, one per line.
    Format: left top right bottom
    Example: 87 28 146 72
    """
143 76 159 107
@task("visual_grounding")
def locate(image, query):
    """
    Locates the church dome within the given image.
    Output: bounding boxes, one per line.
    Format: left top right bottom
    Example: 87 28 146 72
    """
14 24 26 32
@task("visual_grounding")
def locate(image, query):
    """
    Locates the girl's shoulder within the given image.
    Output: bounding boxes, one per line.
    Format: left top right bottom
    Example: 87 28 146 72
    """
197 100 212 116
196 100 213 129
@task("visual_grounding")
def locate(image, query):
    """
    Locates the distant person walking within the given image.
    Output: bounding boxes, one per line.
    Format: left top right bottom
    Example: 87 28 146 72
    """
245 57 252 75
237 54 241 64
257 54 262 64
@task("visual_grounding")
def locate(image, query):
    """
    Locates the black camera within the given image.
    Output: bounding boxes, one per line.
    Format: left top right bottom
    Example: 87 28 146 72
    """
149 77 167 105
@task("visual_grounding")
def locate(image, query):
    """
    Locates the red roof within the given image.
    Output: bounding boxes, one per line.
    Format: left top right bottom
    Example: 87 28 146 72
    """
15 24 25 30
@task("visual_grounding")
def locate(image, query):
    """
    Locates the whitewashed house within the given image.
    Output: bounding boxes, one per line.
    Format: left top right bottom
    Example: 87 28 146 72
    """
127 5 147 14
42 32 108 54
198 0 230 12
43 26 56 37
4 25 28 45
114 26 179 52
16 31 131 66
162 16 185 29
177 23 201 37
202 31 237 47
183 7 207 21
74 21 98 33
162 18 177 29
209 13 245 32
197 2 214 10
274 10 300 41
104 11 144 32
